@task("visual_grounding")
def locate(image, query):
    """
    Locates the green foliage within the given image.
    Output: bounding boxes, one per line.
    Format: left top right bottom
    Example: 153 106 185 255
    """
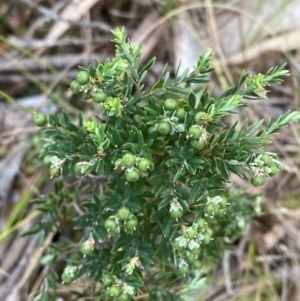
31 27 300 300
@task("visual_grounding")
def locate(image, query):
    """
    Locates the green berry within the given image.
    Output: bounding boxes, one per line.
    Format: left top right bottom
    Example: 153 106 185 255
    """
61 272 74 284
163 98 177 111
189 248 200 255
217 209 226 216
80 243 94 255
268 162 279 177
102 274 114 286
194 111 209 125
137 158 151 172
178 265 189 275
122 153 136 168
118 293 130 301
173 240 185 252
190 140 206 150
125 169 140 182
202 231 212 245
43 155 52 166
117 207 131 221
193 260 202 269
170 209 183 219
218 196 227 209
205 202 219 216
186 253 196 263
126 217 138 230
157 121 172 136
237 218 246 230
195 218 206 229
185 228 198 239
76 70 90 85
114 158 122 169
251 176 266 187
175 108 186 121
61 267 76 284
93 91 107 103
70 80 81 94
188 125 202 139
261 153 272 165
109 285 121 298
104 218 118 232
34 113 47 127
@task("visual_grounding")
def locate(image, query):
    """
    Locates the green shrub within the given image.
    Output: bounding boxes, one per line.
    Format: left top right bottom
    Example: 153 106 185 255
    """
32 27 300 300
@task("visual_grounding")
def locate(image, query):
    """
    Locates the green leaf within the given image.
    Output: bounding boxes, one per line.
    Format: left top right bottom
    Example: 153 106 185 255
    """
127 91 145 106
187 91 197 108
162 216 172 238
139 57 156 76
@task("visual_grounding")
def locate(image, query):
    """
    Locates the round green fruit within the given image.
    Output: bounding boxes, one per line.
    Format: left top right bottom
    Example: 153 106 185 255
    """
103 274 113 286
170 209 184 219
178 265 189 275
268 162 279 177
189 248 200 255
93 91 107 103
202 231 212 245
118 293 130 301
76 70 90 85
175 108 186 121
80 243 94 255
114 158 122 169
261 153 272 165
188 126 202 139
195 218 206 229
104 218 118 232
34 113 47 127
163 98 177 111
186 228 198 239
186 253 196 263
251 176 266 187
157 121 172 136
173 240 185 252
126 217 138 230
218 196 227 209
237 218 246 230
193 260 202 269
217 209 226 216
70 80 81 95
122 153 136 168
61 268 76 284
43 155 52 166
137 158 151 172
190 140 206 150
125 169 140 182
205 202 219 216
109 285 121 298
117 207 131 221
194 111 209 125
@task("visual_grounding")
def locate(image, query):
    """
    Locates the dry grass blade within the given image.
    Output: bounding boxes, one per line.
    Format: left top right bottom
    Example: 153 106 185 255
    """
44 0 102 42
223 29 300 65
